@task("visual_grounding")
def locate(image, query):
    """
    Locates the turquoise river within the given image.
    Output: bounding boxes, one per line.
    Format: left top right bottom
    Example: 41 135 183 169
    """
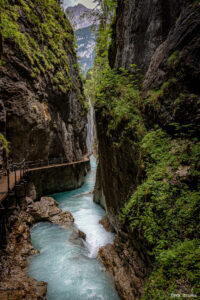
28 156 120 300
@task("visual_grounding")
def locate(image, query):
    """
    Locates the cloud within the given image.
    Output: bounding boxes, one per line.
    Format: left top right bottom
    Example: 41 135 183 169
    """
62 0 96 9
78 0 96 8
62 0 78 10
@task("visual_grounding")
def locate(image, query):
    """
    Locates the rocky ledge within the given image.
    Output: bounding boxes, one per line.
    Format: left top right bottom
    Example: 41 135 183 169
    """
98 231 149 300
99 214 115 233
0 196 74 300
26 196 74 226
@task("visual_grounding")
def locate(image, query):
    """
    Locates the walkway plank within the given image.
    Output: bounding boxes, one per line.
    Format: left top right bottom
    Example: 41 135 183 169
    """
0 171 21 204
0 155 90 204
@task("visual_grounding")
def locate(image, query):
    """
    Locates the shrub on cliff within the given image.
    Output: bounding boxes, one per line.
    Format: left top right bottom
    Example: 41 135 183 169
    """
121 128 200 298
0 133 9 154
0 0 76 93
87 0 200 298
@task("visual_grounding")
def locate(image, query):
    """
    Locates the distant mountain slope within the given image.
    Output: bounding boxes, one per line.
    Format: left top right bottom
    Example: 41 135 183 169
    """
75 25 97 73
66 4 99 74
66 3 98 30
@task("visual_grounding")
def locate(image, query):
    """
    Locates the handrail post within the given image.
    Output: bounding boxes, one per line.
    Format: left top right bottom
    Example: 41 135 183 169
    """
20 165 22 179
7 168 10 192
22 161 25 178
14 166 17 185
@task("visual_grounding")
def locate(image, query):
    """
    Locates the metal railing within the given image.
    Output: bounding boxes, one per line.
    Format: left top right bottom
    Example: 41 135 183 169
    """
4 157 69 192
0 153 91 197
24 157 69 169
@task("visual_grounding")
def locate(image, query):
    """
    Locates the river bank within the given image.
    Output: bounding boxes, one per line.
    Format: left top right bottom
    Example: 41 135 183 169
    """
0 195 74 300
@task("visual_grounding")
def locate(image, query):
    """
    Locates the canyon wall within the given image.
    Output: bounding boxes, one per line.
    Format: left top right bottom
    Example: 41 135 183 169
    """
0 1 91 298
110 0 188 73
0 0 88 163
96 1 200 299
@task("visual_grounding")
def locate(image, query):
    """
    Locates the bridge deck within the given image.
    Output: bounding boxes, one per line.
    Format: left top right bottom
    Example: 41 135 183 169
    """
0 156 90 205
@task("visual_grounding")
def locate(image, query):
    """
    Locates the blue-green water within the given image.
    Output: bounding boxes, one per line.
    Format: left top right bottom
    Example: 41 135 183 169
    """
28 157 120 300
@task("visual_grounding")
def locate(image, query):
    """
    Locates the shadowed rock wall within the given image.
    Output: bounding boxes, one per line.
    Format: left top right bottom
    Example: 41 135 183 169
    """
26 160 90 199
111 0 188 73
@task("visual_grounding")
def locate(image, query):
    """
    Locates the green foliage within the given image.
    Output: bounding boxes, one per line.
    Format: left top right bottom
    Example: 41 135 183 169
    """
32 105 38 113
168 51 180 69
88 0 200 297
85 2 145 142
95 67 145 141
0 0 77 92
120 128 200 297
143 240 200 299
144 78 178 112
192 0 200 5
0 133 9 153
121 128 200 245
144 79 199 137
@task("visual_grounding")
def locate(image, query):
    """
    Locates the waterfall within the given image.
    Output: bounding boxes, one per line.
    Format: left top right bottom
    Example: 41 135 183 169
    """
86 100 96 153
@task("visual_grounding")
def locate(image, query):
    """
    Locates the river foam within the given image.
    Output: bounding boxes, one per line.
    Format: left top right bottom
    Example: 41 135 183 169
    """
28 156 120 300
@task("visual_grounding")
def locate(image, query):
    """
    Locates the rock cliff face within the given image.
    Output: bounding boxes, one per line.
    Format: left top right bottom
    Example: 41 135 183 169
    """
0 1 90 297
96 1 200 299
0 0 87 163
110 0 188 73
96 107 151 299
143 3 200 134
98 0 200 230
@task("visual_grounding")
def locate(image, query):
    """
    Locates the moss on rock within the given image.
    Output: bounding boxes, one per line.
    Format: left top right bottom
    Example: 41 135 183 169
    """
0 0 76 93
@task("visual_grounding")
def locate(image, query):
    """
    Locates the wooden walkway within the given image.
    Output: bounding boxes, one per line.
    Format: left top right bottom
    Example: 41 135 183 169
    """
0 170 21 205
0 155 90 205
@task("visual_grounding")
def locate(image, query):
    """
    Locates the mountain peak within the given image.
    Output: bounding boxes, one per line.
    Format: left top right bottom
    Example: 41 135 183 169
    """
66 3 99 30
67 3 89 12
76 3 86 8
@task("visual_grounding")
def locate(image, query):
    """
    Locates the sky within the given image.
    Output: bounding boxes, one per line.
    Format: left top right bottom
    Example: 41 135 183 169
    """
63 0 96 9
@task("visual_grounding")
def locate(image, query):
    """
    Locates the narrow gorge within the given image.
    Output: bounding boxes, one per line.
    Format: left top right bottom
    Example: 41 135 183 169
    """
0 0 200 300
